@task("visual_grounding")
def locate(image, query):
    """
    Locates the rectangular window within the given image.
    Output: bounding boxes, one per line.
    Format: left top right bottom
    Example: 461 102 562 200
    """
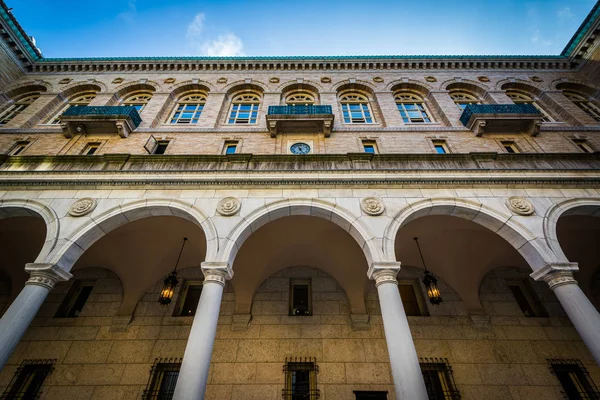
174 280 203 317
224 141 238 155
398 280 427 317
420 358 460 400
573 139 594 153
362 140 377 154
432 140 449 154
1 359 55 399
153 141 170 155
549 359 600 400
501 141 519 153
354 391 388 399
142 358 182 400
54 280 95 318
9 141 30 156
283 357 319 400
290 279 312 316
82 142 101 155
507 280 548 318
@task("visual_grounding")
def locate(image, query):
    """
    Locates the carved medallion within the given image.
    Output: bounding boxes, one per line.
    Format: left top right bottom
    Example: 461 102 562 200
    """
269 77 280 83
217 77 228 84
506 196 535 216
111 77 124 84
69 197 97 217
477 76 490 82
58 78 72 85
530 76 543 83
373 77 384 83
217 197 241 216
164 78 176 84
320 77 331 83
425 76 437 82
360 197 385 216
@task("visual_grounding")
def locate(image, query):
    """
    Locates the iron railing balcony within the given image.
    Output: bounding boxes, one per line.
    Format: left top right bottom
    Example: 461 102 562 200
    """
266 105 334 137
60 106 142 138
459 103 544 136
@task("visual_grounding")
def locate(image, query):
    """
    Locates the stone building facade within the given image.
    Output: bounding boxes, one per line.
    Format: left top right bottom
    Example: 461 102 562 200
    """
0 1 599 399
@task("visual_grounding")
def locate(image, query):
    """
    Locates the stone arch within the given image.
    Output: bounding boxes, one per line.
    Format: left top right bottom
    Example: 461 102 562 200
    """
276 79 324 93
169 79 214 94
543 198 600 262
47 198 218 271
279 81 321 104
113 81 158 99
220 198 381 268
4 82 50 100
551 79 600 94
387 79 434 95
383 198 555 271
58 81 107 98
0 199 59 263
443 81 489 100
223 80 267 97
499 80 544 97
332 79 376 96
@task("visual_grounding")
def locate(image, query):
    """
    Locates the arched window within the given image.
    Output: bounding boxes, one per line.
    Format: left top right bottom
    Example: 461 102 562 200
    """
285 92 315 106
0 94 40 125
450 91 479 110
339 93 373 124
506 91 553 122
563 91 600 122
169 93 206 124
394 93 432 123
50 93 96 124
228 93 260 124
122 92 152 113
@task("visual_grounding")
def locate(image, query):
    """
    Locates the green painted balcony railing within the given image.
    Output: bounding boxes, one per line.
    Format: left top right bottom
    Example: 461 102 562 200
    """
459 103 541 126
268 105 333 115
62 106 142 128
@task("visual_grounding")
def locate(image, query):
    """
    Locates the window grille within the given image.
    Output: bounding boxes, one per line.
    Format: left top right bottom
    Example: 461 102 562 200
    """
169 94 206 124
0 94 39 125
339 93 373 124
395 93 432 123
142 358 182 400
449 91 479 110
50 93 96 124
354 391 388 399
549 359 600 400
123 92 152 112
0 359 55 400
564 92 600 122
283 357 319 400
54 280 95 318
228 93 260 124
419 358 460 400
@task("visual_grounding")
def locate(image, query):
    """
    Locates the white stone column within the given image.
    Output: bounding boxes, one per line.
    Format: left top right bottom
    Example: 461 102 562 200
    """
0 263 71 370
370 262 429 400
532 263 600 365
173 263 232 400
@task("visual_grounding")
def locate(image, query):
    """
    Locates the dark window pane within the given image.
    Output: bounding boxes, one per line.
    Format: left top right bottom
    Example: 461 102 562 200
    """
434 145 446 154
364 145 375 154
68 285 93 317
508 284 536 317
154 142 169 155
226 145 237 154
181 285 203 316
399 284 422 316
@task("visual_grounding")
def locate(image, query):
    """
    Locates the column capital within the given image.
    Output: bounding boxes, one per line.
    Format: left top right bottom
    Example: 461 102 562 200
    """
368 262 401 287
530 262 578 290
24 263 72 290
201 262 233 286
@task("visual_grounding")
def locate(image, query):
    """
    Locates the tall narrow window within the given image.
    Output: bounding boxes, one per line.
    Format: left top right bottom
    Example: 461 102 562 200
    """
50 93 96 124
395 93 432 123
564 91 600 122
283 357 319 400
224 141 238 155
398 280 427 316
9 140 30 156
420 358 461 400
506 91 553 122
123 92 152 112
55 280 95 318
142 358 182 400
82 142 101 155
228 93 260 124
572 139 594 153
501 141 519 153
507 280 547 317
169 94 206 124
0 94 40 125
290 279 312 316
340 93 373 124
432 140 449 154
362 140 377 154
450 91 479 110
174 280 203 317
1 359 55 399
549 359 600 399
153 141 170 155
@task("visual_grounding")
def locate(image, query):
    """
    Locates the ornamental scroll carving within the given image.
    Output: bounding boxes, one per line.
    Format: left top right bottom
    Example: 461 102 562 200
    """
506 196 535 216
360 197 385 216
69 197 97 217
217 197 241 216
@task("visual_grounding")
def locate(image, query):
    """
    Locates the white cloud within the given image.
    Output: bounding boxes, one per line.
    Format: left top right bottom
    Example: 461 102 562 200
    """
201 33 244 56
557 6 574 20
186 13 244 56
531 29 553 46
187 13 206 39
118 0 137 23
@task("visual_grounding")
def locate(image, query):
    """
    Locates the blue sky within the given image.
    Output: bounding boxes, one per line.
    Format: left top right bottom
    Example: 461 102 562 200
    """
8 0 597 58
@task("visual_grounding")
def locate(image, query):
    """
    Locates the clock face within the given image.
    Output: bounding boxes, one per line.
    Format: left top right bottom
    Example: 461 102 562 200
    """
290 142 311 155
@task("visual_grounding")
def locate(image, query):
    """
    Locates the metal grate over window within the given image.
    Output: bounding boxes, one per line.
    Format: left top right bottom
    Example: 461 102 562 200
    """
420 358 461 400
549 359 600 400
0 359 55 400
142 358 182 400
283 357 320 400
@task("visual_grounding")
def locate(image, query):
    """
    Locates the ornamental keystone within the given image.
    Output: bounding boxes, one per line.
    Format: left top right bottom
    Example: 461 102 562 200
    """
506 196 534 216
69 197 97 217
360 197 385 216
217 197 241 216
